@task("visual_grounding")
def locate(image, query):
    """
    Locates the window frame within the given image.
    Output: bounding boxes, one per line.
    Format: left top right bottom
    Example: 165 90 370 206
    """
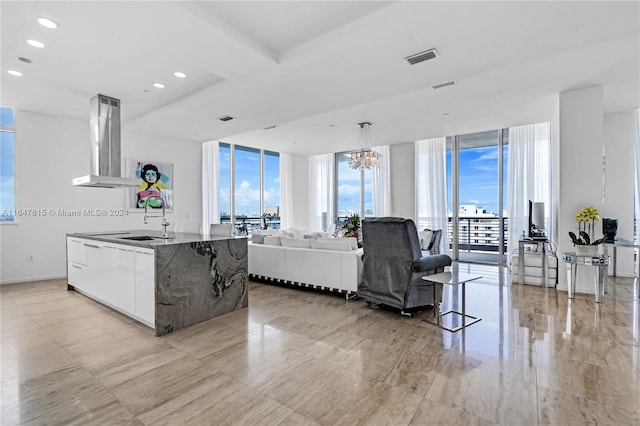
0 106 16 224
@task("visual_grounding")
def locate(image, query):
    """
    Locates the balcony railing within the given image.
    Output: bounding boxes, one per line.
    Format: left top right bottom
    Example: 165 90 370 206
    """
447 216 508 253
220 216 281 235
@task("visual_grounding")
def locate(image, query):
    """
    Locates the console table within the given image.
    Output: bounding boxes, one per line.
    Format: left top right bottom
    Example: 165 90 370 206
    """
562 252 610 303
518 239 553 287
603 238 640 298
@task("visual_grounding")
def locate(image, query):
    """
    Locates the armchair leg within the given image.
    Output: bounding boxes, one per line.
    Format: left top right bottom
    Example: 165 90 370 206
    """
366 301 380 310
400 310 414 318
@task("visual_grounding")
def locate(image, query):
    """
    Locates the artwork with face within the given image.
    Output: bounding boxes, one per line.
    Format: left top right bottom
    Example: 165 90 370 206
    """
127 159 174 210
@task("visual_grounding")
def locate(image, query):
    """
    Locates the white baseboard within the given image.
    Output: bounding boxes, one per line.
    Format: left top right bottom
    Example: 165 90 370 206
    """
0 274 66 285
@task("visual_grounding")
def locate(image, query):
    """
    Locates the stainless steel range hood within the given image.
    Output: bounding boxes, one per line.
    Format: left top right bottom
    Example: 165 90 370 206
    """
72 94 139 188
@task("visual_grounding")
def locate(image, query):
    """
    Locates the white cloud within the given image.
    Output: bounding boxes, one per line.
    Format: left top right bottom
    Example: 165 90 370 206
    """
338 184 360 196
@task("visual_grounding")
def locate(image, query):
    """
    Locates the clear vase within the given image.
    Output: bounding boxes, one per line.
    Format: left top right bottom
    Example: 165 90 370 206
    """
575 245 599 257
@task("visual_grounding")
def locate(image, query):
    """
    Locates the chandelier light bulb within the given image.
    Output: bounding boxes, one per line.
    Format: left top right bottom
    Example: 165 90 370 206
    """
348 122 380 170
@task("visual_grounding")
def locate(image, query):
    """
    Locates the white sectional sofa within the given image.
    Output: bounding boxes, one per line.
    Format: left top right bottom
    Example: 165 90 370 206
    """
248 230 363 297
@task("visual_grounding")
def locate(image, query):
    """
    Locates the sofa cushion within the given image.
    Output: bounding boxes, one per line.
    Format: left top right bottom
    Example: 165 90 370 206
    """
263 236 282 246
280 237 312 249
304 231 332 240
251 234 266 244
310 239 353 251
318 237 357 250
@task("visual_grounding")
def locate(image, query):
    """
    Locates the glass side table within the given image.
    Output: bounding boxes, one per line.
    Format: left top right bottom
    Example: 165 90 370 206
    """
562 252 610 303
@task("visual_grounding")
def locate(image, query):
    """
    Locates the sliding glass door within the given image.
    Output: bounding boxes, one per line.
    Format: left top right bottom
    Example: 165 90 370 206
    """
447 129 508 265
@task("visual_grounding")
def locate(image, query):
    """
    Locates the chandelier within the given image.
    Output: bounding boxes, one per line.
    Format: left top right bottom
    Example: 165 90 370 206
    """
348 122 380 170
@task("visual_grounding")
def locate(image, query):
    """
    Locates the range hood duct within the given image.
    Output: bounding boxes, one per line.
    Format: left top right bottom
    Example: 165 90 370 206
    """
72 94 139 188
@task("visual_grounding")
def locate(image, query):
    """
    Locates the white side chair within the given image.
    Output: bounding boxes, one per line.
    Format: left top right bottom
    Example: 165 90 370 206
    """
210 223 233 237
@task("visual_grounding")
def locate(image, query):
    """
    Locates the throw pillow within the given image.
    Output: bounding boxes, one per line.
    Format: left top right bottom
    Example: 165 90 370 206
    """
280 237 312 249
310 239 352 251
418 230 433 250
263 236 282 246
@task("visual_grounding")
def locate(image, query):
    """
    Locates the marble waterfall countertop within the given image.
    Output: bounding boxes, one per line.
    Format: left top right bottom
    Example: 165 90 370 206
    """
68 230 249 336
68 230 247 249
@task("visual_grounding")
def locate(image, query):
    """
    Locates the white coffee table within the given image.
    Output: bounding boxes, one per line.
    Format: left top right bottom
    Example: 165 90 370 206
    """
422 271 482 332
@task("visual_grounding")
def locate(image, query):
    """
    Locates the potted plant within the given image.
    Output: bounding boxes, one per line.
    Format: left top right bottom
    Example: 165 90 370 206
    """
342 213 361 241
568 206 607 256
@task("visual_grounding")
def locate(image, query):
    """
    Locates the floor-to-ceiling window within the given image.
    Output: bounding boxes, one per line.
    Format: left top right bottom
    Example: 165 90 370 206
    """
234 146 261 232
447 129 508 265
263 150 280 229
218 143 280 233
335 151 372 228
0 107 15 223
219 143 231 225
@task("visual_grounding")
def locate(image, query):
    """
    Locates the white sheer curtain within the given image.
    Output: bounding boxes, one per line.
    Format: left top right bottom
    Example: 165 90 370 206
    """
371 145 391 217
202 141 220 234
507 122 551 256
634 109 640 241
279 153 294 230
308 153 334 231
415 137 450 255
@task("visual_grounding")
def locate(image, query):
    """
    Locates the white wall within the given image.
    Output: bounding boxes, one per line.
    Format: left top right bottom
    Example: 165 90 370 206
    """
603 111 636 276
0 111 201 284
289 153 309 229
390 142 415 220
556 86 605 293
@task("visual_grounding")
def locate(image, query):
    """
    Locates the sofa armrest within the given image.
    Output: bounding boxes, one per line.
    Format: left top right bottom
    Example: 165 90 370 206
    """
412 254 452 273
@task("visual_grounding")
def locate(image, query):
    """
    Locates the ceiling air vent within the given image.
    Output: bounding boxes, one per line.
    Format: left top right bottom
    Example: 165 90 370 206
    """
217 115 235 122
432 81 456 90
404 48 439 65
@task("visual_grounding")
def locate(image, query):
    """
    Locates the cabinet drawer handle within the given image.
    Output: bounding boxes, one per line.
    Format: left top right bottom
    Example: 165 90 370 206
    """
84 243 101 249
118 248 133 252
71 264 82 269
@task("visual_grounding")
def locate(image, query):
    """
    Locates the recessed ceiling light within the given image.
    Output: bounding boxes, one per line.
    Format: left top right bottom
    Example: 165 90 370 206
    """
152 82 165 89
443 113 449 117
37 18 59 29
27 39 45 48
7 69 23 77
174 72 186 78
18 57 32 63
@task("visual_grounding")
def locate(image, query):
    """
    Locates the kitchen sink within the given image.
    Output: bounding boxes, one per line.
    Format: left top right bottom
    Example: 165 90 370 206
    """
119 235 173 241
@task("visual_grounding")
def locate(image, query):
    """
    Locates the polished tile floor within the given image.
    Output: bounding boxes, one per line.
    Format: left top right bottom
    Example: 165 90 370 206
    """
2 264 639 425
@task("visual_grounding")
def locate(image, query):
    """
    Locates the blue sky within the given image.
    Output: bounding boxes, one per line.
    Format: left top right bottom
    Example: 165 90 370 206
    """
218 144 280 218
0 107 15 221
448 145 508 216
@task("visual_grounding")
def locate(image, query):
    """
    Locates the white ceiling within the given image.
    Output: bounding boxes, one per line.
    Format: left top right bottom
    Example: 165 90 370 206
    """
2 1 638 156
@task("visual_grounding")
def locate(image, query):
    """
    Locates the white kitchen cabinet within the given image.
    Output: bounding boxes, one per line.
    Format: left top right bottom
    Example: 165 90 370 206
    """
66 237 155 329
115 246 136 315
67 238 87 265
67 237 88 288
134 248 155 326
82 240 103 299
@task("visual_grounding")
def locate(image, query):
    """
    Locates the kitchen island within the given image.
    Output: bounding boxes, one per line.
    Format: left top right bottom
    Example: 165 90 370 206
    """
66 230 248 336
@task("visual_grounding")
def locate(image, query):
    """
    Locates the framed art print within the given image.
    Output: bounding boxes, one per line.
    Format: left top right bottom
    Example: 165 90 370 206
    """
127 159 174 211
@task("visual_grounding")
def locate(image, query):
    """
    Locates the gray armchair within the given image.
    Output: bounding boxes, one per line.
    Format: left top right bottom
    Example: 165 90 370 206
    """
358 217 452 317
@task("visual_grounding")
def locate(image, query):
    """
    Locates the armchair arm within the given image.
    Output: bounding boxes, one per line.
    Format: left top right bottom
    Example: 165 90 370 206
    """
412 254 452 273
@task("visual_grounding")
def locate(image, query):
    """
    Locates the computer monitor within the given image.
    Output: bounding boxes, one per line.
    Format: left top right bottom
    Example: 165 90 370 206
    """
528 200 546 239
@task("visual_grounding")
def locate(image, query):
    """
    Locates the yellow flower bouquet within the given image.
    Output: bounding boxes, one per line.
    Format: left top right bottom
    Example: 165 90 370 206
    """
569 206 606 247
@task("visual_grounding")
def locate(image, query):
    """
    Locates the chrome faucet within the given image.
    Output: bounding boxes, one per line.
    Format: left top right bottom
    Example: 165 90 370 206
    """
143 195 169 238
